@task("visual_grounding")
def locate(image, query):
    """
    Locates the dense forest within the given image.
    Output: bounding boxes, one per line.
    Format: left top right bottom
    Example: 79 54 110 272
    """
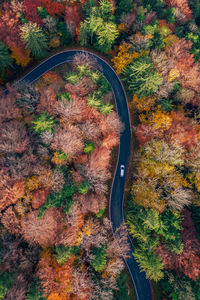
1 0 200 299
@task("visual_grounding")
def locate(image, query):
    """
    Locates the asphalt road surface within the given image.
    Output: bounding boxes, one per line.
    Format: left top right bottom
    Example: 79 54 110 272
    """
10 50 152 300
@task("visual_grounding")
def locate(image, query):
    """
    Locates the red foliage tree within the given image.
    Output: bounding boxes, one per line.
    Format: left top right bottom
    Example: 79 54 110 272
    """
155 209 200 281
0 2 24 48
167 112 198 150
64 3 83 38
167 39 200 97
135 123 161 146
41 0 65 16
24 0 43 25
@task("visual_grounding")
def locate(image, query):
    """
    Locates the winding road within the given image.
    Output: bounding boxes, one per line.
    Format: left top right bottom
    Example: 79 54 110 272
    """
9 50 152 300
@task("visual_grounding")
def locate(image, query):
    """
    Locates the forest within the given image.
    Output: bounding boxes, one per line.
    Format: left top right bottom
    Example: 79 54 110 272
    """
1 0 200 299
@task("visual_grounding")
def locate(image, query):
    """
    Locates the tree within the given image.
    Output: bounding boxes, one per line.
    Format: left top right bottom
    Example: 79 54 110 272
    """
115 0 134 18
16 82 40 113
64 3 83 39
21 208 63 247
0 41 13 72
1 206 22 236
32 188 50 209
20 22 49 58
91 245 107 272
134 248 164 281
123 56 163 97
32 112 56 134
96 21 119 52
0 121 29 154
51 125 84 160
10 46 31 67
0 86 22 124
111 42 135 74
80 2 119 53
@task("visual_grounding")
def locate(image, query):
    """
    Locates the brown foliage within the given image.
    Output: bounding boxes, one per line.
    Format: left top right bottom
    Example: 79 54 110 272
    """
80 120 102 142
0 86 21 124
37 84 58 115
84 147 112 193
51 124 84 159
107 223 130 259
73 192 107 214
21 208 63 246
3 146 39 180
1 206 21 235
0 121 29 154
55 95 90 123
102 133 120 149
0 179 25 212
72 52 99 71
135 123 161 145
99 111 124 137
65 76 96 97
37 250 59 297
32 188 50 209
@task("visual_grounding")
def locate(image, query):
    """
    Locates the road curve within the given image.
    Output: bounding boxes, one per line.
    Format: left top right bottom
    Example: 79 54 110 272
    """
9 50 152 300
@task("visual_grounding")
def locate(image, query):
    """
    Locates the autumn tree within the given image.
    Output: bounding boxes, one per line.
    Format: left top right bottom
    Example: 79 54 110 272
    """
0 121 29 154
21 208 63 247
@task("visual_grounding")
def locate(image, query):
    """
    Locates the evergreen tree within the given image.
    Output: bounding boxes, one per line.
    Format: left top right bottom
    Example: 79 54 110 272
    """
20 22 49 58
0 41 13 72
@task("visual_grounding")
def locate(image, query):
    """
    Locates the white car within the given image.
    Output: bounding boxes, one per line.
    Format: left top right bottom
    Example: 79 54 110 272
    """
120 165 125 177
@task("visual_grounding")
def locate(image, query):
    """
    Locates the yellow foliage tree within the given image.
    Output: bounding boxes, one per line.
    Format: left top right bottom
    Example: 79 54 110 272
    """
130 94 156 112
132 180 166 212
149 110 173 131
112 42 149 75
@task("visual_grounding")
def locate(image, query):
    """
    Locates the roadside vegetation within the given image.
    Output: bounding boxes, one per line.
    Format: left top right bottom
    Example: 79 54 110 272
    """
0 53 131 299
1 0 200 299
